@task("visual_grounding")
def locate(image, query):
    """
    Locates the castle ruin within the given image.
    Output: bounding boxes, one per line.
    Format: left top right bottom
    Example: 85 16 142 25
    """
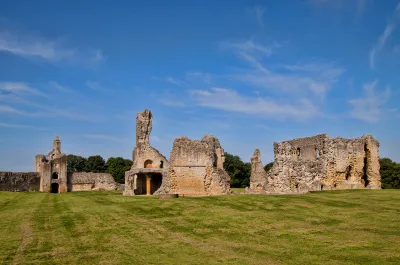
248 134 381 194
124 109 231 196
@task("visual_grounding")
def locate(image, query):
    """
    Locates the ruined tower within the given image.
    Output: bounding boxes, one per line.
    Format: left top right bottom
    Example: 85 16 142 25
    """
35 136 68 193
124 109 169 196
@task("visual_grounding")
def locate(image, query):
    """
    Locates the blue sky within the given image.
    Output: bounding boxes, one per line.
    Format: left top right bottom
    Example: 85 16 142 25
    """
1 0 399 171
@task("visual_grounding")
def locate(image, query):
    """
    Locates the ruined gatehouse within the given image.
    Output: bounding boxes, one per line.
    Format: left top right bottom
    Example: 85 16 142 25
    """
35 136 117 193
124 109 231 196
248 134 381 194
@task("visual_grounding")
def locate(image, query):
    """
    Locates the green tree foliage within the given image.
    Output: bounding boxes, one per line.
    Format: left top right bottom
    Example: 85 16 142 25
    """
66 154 87 172
106 157 133 183
264 162 274 173
223 152 251 188
380 158 400 189
85 155 107 173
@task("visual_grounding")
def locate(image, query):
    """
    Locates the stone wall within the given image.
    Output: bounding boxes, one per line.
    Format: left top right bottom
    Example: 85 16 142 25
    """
0 172 40 192
155 135 230 196
248 134 381 194
68 172 117 191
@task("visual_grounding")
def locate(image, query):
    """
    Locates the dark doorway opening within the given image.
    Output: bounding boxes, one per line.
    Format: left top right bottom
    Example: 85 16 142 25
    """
151 174 163 194
51 183 59 193
345 165 352 181
134 174 147 195
362 144 369 187
52 172 58 179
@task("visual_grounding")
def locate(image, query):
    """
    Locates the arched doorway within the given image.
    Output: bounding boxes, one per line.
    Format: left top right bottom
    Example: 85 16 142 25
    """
51 183 59 193
144 160 153 168
52 172 58 179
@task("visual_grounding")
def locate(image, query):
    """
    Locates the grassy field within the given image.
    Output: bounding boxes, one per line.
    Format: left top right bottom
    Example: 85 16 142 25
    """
0 190 399 265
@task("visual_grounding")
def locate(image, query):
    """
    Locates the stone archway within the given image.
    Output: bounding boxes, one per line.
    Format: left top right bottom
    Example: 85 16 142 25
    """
52 172 58 179
51 183 59 193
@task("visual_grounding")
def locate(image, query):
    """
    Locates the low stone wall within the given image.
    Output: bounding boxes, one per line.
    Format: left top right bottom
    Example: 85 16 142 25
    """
68 172 117 191
0 172 40 192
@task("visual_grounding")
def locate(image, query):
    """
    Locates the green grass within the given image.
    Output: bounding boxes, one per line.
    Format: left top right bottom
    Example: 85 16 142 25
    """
1 190 400 265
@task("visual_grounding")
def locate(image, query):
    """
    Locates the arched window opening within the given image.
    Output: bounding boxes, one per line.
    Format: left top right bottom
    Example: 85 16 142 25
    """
315 149 320 159
345 165 352 181
52 172 58 180
159 161 164 169
144 160 153 168
297 148 302 161
321 184 324 191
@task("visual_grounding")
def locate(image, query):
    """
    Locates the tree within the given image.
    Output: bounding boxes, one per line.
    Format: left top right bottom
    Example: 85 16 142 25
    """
66 154 87 172
85 155 107 173
106 157 133 183
264 162 274 173
223 152 251 188
380 158 400 189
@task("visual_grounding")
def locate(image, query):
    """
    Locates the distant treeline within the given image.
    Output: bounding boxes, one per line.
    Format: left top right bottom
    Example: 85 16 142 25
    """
66 155 132 184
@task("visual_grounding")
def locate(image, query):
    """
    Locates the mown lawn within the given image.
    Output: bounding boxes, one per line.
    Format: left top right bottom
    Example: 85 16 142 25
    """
0 190 399 265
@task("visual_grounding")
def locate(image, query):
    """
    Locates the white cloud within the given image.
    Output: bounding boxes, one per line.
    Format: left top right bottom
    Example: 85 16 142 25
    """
223 40 343 97
191 87 320 120
85 81 109 92
0 104 101 121
0 122 47 130
0 31 105 67
369 2 400 69
48 81 71 92
0 82 47 97
85 134 129 142
158 98 185 107
348 80 391 123
254 6 265 27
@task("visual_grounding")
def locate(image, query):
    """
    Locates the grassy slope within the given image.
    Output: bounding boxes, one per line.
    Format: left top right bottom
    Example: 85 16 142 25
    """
0 190 399 265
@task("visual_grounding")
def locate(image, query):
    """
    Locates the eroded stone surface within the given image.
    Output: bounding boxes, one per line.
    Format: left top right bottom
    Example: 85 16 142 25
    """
248 134 381 194
0 172 40 191
155 134 230 196
68 172 117 191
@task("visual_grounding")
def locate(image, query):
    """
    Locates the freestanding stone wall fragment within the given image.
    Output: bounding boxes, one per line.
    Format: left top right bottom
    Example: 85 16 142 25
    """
248 134 381 194
155 134 231 196
68 172 117 191
0 172 40 191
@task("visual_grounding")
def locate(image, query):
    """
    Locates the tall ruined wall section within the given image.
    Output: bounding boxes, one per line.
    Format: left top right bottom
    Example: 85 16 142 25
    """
249 134 381 194
68 172 117 191
131 109 169 169
0 172 40 191
249 149 269 192
155 134 230 196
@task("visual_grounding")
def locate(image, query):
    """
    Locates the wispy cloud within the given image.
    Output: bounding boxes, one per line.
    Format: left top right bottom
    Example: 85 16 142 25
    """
369 2 400 69
222 40 343 97
158 98 185 107
0 82 47 97
48 81 71 92
85 134 129 142
0 104 101 122
0 122 47 130
0 31 105 67
191 87 320 120
254 6 265 27
348 80 391 123
85 81 109 92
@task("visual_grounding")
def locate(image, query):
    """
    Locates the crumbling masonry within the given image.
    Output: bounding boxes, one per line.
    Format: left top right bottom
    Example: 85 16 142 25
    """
124 109 230 196
248 134 381 194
